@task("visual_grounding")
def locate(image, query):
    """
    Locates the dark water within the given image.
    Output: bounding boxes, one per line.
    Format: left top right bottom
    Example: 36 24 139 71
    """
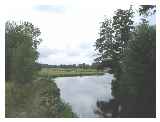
54 73 114 117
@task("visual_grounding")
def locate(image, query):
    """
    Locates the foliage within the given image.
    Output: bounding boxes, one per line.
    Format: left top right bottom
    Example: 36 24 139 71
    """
95 6 134 97
139 5 156 16
118 23 156 117
95 18 114 64
5 21 42 84
5 21 76 118
6 79 76 117
94 5 156 117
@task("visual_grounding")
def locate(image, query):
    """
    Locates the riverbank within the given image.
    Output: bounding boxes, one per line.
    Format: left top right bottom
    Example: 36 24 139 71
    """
5 79 76 117
39 68 104 78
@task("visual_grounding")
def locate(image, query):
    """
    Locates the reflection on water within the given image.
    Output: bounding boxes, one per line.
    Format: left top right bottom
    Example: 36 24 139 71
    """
54 73 114 117
95 99 121 117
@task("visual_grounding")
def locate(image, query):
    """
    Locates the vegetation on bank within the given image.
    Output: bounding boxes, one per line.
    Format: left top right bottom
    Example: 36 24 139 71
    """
5 21 76 117
6 79 76 117
38 68 104 78
5 5 156 118
94 5 156 117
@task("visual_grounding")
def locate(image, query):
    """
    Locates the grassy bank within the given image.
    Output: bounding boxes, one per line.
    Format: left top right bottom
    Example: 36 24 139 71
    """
5 79 76 118
39 68 104 78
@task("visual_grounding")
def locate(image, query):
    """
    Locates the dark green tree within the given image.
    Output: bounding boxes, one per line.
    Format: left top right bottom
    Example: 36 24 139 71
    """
95 5 156 117
95 18 114 66
139 5 156 16
95 7 134 97
5 21 42 84
117 5 156 117
118 23 156 117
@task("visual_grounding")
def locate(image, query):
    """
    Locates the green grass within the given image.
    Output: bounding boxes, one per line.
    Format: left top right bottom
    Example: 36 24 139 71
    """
6 68 104 117
5 79 76 118
39 68 104 78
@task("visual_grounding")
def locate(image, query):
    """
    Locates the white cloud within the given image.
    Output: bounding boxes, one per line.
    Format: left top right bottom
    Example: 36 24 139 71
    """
38 47 63 58
1 0 156 65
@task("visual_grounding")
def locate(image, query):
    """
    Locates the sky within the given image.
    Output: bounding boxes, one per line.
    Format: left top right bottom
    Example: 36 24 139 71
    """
0 0 156 65
0 0 158 116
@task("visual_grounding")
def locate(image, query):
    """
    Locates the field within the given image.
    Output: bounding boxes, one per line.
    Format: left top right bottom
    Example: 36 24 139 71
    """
39 68 104 78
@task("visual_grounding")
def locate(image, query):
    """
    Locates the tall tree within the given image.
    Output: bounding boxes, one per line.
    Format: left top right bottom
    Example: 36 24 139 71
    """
117 5 156 117
118 23 156 117
95 7 134 98
5 21 42 84
95 5 156 117
95 18 114 66
111 7 134 97
95 6 134 69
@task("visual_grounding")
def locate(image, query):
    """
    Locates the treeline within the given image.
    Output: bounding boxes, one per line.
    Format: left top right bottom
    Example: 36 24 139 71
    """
40 63 101 69
95 5 156 117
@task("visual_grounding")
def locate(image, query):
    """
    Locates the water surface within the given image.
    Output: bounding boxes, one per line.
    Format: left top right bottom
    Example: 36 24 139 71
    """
54 73 113 117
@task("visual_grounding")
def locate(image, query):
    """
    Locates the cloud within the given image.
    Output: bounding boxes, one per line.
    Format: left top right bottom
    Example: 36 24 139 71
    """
33 4 65 13
2 0 156 65
38 42 95 65
38 47 62 58
79 41 92 50
67 51 80 57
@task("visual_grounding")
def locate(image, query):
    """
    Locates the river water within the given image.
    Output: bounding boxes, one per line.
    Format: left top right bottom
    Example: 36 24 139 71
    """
54 73 114 117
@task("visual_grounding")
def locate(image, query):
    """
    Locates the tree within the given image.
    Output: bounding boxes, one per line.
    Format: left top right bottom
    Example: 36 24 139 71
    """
139 5 156 16
95 7 134 97
118 23 156 117
94 5 156 117
112 6 156 117
112 7 134 59
95 18 114 66
95 6 134 70
111 7 134 97
5 21 42 84
116 6 156 117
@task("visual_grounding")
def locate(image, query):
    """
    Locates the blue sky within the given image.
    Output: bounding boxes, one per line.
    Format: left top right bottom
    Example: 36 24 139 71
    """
34 5 65 13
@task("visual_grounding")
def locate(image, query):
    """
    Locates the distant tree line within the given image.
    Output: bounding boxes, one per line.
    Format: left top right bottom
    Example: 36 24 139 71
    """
40 63 101 69
95 5 156 117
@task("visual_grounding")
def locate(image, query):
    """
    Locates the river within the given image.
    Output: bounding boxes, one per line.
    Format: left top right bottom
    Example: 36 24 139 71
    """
54 73 114 117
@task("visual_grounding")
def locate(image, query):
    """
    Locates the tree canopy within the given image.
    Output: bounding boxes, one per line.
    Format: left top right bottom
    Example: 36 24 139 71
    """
95 5 156 117
5 21 42 84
